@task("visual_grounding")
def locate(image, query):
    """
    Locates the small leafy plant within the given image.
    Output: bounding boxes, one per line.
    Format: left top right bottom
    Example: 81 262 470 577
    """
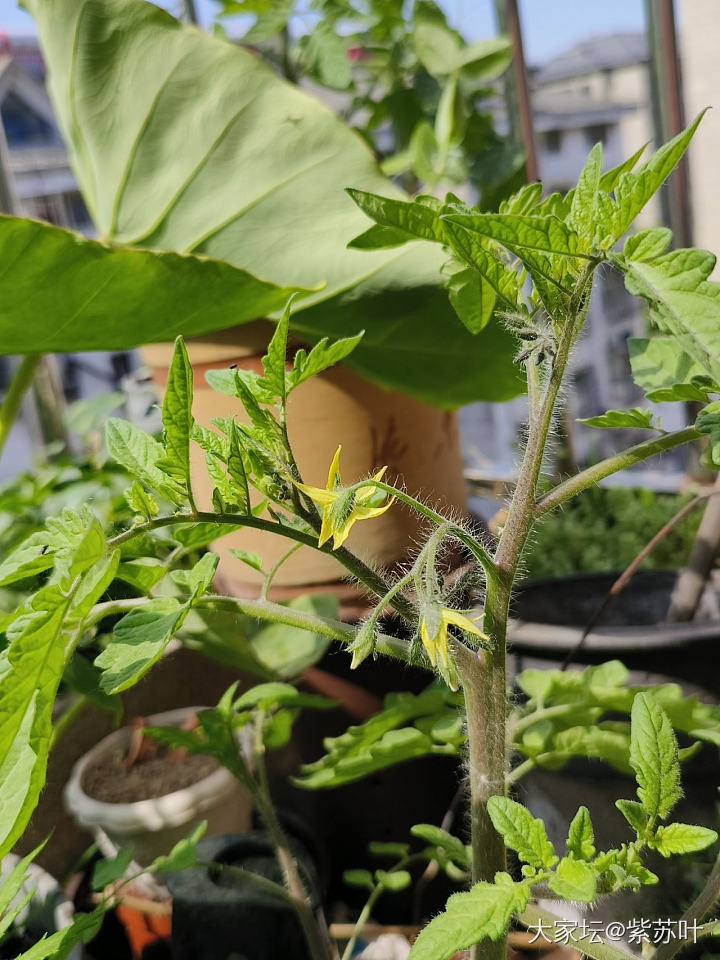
3 116 720 960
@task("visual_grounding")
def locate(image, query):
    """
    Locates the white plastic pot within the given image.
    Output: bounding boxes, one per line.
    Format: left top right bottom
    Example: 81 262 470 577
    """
0 855 81 960
64 707 251 867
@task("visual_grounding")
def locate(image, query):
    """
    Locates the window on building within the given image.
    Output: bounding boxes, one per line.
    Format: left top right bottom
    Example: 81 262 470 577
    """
0 92 58 148
585 124 608 146
543 129 563 153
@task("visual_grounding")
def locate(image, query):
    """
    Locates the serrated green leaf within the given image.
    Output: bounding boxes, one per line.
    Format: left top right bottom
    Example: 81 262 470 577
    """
7 907 105 960
91 847 133 891
0 582 78 859
408 876 529 960
695 400 720 436
227 549 264 573
441 259 496 333
158 338 194 499
566 806 595 861
487 797 556 868
227 422 251 513
615 799 648 838
0 841 46 923
95 598 191 694
628 336 717 402
347 189 444 244
442 213 585 258
411 825 470 868
569 142 603 240
155 822 207 874
235 683 333 716
296 687 456 789
124 480 159 519
170 552 219 596
630 693 682 822
578 408 657 430
71 550 120 620
598 143 647 192
288 332 364 390
171 521 242 550
620 243 720 386
106 418 184 505
116 559 166 594
0 532 53 587
650 822 718 857
544 725 632 774
263 296 294 401
613 112 705 237
440 222 521 307
548 857 597 902
624 227 673 262
347 223 410 250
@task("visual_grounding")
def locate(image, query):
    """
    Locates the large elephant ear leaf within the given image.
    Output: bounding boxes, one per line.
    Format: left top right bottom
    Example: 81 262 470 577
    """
0 216 305 354
22 0 520 407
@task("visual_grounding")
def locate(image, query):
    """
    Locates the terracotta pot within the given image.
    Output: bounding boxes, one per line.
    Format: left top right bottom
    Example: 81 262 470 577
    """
143 323 467 597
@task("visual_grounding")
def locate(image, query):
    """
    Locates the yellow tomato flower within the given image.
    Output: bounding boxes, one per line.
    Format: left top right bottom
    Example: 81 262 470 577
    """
419 603 489 668
293 445 395 550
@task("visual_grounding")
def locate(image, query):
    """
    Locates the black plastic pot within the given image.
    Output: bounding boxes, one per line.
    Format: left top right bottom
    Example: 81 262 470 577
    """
508 570 720 691
165 832 322 960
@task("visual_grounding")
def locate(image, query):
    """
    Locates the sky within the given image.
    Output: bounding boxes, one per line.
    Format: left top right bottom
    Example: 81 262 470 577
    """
2 0 647 66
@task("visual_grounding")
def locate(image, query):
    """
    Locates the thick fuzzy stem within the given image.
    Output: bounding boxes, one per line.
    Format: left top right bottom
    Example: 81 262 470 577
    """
455 592 509 960
459 270 596 960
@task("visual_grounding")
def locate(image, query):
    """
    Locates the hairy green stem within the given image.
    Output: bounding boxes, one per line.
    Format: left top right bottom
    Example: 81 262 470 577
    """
250 716 334 960
366 481 497 583
460 267 596 960
0 354 41 460
107 511 416 621
261 542 302 600
535 427 701 517
202 595 414 664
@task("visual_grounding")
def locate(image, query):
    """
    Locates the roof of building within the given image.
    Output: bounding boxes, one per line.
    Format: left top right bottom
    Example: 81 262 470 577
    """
534 31 649 84
532 89 631 131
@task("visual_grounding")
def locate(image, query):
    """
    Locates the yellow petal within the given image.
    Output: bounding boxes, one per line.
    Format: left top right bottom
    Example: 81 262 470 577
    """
419 617 438 667
443 608 489 641
353 498 395 521
318 505 335 546
326 445 343 490
356 465 389 504
292 480 337 506
331 517 355 549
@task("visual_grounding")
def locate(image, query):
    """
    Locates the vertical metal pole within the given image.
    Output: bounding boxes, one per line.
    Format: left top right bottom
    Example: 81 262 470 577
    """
181 0 198 24
494 0 538 182
645 0 692 246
